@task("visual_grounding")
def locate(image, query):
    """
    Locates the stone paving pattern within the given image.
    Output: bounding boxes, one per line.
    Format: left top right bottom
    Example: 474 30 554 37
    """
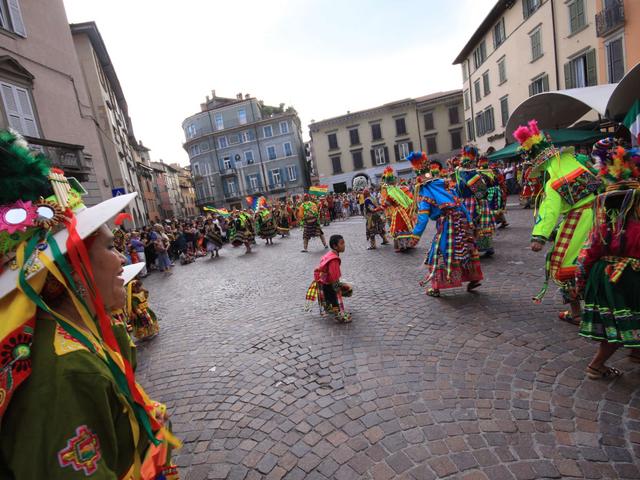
138 201 640 479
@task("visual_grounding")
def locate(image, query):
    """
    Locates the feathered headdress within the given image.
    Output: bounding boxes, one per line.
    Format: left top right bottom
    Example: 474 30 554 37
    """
512 119 559 173
459 145 478 169
477 156 489 169
407 151 429 175
381 166 396 185
598 146 640 187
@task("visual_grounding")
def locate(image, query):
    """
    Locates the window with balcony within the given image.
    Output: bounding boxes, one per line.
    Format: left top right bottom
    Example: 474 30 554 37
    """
270 169 282 187
263 125 273 138
529 74 549 96
283 142 293 157
606 37 625 82
186 123 196 139
249 175 259 190
0 81 39 137
423 112 434 130
498 57 507 84
473 40 486 70
564 49 597 88
328 132 338 150
596 0 625 38
352 150 363 169
287 165 298 181
218 136 228 149
267 145 277 160
246 129 255 141
493 18 506 49
331 156 342 174
0 1 26 36
569 0 586 34
530 28 543 61
425 135 438 155
475 113 485 137
214 113 224 130
500 96 509 127
189 144 200 157
226 179 236 195
449 106 460 125
371 123 382 141
244 150 254 164
279 121 289 134
395 117 407 135
238 108 247 125
450 130 462 151
523 0 541 19
349 128 360 146
474 79 482 102
373 146 387 165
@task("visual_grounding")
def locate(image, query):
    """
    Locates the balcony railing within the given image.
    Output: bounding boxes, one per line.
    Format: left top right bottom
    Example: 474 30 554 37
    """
224 190 240 200
246 186 264 195
25 135 90 178
195 195 216 207
596 0 624 37
269 182 286 192
220 167 237 177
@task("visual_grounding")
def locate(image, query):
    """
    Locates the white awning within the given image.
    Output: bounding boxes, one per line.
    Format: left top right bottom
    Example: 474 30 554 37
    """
506 62 640 139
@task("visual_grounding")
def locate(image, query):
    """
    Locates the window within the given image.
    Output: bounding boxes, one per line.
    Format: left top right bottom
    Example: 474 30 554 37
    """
498 57 507 84
352 151 363 169
371 123 382 140
395 117 407 135
466 119 475 141
396 142 411 161
482 71 490 96
263 125 273 138
450 130 462 151
448 106 460 125
463 90 470 110
214 113 224 130
462 64 468 82
564 49 597 88
189 144 200 157
423 112 434 130
425 135 438 155
238 109 247 125
349 128 360 146
523 0 541 18
331 156 342 174
500 96 509 127
249 175 259 190
201 142 209 151
328 132 338 150
493 18 506 49
186 124 196 139
244 150 254 164
530 28 543 61
0 1 25 36
193 163 200 176
606 37 625 83
226 179 236 194
529 74 550 96
484 107 495 134
267 145 277 160
223 157 232 170
283 142 293 157
475 113 485 137
473 40 486 69
373 147 387 165
279 121 289 134
474 80 481 102
0 82 38 137
271 169 281 185
218 136 228 149
287 165 298 181
246 129 255 141
569 0 586 34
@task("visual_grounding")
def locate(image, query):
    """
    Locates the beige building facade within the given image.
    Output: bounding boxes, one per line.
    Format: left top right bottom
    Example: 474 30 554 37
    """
454 0 604 153
309 91 464 192
0 0 111 206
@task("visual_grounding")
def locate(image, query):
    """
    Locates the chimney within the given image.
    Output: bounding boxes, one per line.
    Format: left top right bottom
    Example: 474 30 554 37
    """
245 93 250 99
206 95 210 102
236 93 243 100
211 89 216 98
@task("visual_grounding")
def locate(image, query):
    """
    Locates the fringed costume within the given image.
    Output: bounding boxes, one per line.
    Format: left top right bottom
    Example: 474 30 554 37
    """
305 250 353 323
380 166 415 252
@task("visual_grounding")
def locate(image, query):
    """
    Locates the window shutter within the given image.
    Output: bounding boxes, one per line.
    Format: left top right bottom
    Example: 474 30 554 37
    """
393 144 399 162
564 62 573 89
14 87 38 137
268 170 273 186
542 75 549 92
370 149 375 166
586 49 597 86
245 175 251 191
384 147 389 164
292 165 298 180
280 168 286 184
7 0 25 36
0 83 23 133
408 141 414 154
528 83 534 97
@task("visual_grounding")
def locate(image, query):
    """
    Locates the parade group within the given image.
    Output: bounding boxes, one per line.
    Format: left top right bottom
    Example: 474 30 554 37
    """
0 116 639 477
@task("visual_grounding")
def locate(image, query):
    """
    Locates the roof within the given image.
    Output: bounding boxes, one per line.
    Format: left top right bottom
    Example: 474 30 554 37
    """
309 90 461 131
70 21 136 142
452 0 513 65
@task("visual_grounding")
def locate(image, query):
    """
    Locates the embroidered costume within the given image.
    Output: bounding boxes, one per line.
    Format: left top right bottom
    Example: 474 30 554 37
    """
205 219 224 257
364 191 388 249
129 280 160 341
256 207 277 243
407 152 483 296
276 203 293 236
380 166 415 252
305 250 353 323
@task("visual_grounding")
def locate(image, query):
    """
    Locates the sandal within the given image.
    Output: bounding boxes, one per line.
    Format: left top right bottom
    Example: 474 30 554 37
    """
467 281 481 292
426 288 440 297
586 365 622 380
558 311 580 326
367 246 377 250
300 249 308 253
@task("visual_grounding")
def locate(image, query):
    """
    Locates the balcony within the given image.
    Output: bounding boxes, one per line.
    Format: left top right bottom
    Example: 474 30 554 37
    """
224 190 241 200
220 167 237 177
269 182 286 193
596 0 624 37
26 135 90 179
246 185 264 195
195 195 216 207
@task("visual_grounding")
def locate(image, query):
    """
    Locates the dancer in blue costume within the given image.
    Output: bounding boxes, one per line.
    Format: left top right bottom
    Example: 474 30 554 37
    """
407 152 483 297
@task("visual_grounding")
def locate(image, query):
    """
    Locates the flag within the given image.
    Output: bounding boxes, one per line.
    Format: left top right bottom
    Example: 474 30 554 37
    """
623 99 640 147
309 185 329 197
203 206 230 217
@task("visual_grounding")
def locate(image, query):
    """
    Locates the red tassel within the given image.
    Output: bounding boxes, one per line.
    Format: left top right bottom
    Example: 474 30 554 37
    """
114 213 133 226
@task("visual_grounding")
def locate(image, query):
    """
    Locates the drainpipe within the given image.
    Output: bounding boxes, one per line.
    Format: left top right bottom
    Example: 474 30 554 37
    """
467 60 476 143
550 0 561 89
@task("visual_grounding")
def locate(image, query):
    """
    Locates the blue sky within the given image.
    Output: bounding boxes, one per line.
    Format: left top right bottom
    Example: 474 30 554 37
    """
63 0 495 165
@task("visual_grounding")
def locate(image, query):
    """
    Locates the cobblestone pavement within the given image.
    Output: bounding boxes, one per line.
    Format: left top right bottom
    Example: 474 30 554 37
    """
138 200 640 480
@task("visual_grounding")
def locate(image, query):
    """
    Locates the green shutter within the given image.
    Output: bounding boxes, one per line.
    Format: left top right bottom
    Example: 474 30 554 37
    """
542 75 549 92
586 48 597 86
528 83 534 97
564 62 573 89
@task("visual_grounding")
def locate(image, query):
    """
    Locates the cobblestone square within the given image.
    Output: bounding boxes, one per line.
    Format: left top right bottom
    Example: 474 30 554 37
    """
138 203 640 479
